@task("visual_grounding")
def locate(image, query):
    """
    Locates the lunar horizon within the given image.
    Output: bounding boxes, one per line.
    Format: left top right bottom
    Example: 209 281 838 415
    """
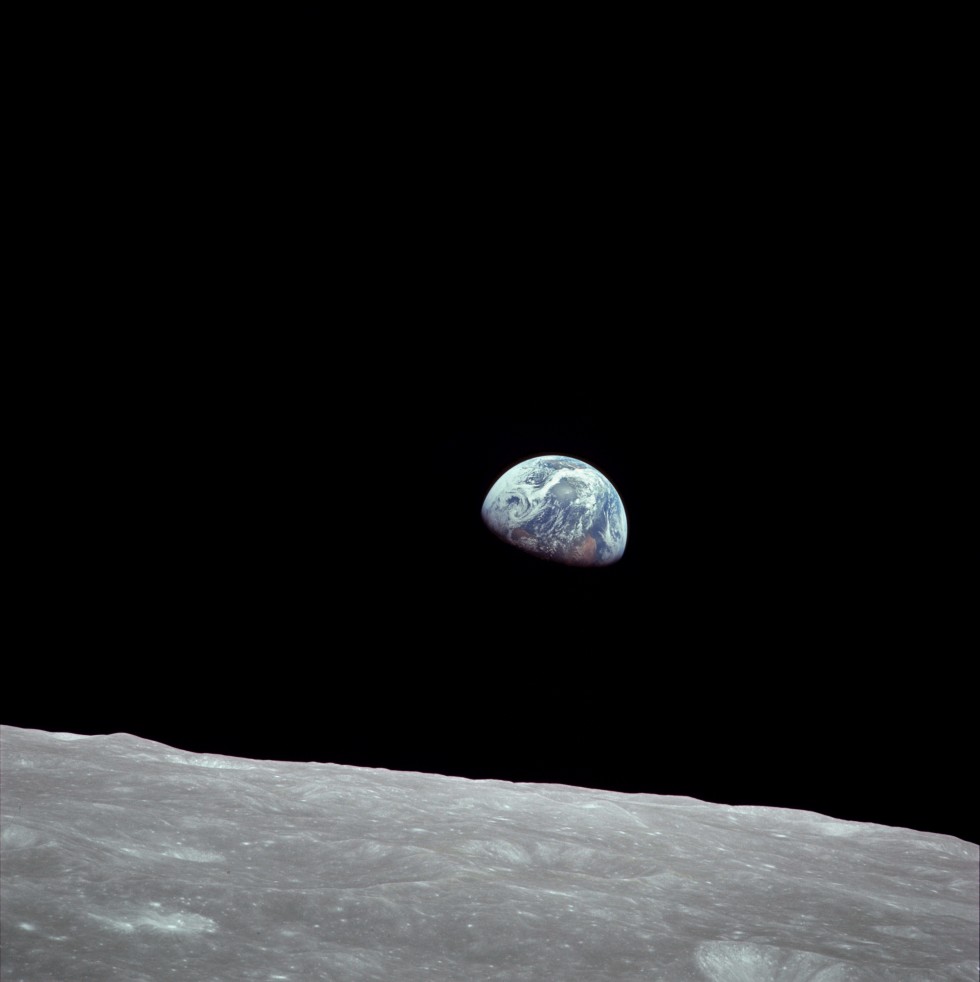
2 726 976 981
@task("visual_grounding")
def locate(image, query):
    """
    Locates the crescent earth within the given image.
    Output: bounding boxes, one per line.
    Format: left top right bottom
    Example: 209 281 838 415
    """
482 455 627 567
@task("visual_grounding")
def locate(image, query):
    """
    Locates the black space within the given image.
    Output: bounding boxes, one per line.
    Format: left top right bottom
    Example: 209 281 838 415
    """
7 348 973 846
7 25 970 856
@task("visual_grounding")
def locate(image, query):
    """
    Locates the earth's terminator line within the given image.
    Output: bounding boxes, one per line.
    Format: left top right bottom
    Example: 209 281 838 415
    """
482 455 627 566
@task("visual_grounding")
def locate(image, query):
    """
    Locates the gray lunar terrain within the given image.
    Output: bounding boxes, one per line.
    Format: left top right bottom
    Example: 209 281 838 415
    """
1 726 977 981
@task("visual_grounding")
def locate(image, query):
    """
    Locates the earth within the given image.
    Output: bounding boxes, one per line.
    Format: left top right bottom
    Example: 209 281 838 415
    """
482 455 627 567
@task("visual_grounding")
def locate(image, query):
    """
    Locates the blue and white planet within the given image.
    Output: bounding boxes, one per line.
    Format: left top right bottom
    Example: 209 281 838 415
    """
482 455 627 567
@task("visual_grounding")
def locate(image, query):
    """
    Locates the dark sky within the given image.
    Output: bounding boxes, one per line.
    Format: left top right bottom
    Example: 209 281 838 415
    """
8 26 969 848
7 354 973 845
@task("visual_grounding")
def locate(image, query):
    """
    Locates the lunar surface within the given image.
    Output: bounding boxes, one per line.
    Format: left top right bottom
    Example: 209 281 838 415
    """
482 455 627 566
1 726 976 981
